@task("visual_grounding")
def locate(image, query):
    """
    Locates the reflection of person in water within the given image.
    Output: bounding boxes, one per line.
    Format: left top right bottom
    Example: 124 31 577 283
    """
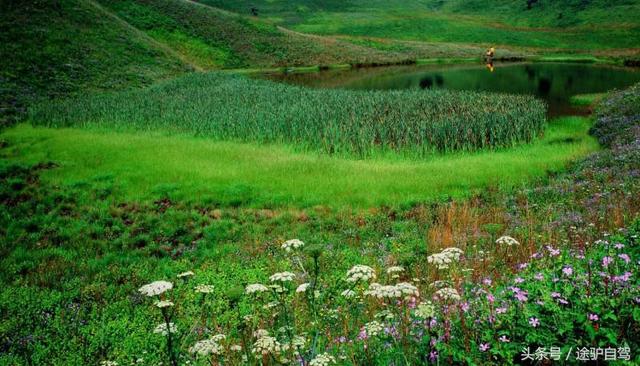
485 47 495 72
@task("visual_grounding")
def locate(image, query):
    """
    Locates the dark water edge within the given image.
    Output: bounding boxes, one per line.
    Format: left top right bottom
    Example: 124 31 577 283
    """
261 62 640 117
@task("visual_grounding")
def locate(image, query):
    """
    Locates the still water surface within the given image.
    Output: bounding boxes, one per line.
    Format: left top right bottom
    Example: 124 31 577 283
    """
263 63 640 117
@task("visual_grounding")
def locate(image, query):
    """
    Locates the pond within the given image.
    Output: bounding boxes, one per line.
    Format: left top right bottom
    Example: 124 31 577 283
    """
262 62 640 117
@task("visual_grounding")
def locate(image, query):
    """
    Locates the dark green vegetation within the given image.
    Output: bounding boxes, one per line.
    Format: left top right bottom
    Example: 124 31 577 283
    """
1 83 639 365
30 72 546 156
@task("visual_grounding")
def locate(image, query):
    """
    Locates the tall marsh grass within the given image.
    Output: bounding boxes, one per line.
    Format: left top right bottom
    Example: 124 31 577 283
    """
31 73 546 157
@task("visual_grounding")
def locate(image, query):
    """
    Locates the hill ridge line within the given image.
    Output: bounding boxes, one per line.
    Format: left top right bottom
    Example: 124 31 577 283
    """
84 0 205 72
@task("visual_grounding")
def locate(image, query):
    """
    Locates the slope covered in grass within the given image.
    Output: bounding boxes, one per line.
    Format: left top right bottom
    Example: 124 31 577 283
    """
94 0 431 69
30 72 546 156
201 0 640 51
0 0 189 127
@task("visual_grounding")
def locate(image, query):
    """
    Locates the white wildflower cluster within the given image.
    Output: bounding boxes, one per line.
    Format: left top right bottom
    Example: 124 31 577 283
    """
189 338 223 356
427 247 464 269
346 265 376 283
281 239 305 252
291 335 307 349
435 287 461 302
252 331 282 356
154 300 174 308
386 266 404 274
296 283 310 293
211 334 226 342
364 282 418 299
496 236 520 246
341 289 356 298
363 321 384 337
138 281 173 297
100 362 118 366
153 322 177 336
195 284 214 294
230 344 242 352
270 272 296 282
414 301 436 319
245 283 269 294
309 353 336 366
177 271 194 278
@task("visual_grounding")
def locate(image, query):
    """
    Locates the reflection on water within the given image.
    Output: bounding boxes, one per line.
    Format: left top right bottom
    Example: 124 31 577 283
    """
262 63 640 117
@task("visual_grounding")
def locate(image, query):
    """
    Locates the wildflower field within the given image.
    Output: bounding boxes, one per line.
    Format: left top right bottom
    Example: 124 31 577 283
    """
31 73 546 157
2 83 640 364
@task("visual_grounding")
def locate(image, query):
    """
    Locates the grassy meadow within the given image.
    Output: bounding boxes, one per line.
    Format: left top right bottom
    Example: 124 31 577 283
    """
0 116 597 207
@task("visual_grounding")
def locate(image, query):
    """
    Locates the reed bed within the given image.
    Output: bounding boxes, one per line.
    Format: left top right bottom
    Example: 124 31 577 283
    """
31 73 546 157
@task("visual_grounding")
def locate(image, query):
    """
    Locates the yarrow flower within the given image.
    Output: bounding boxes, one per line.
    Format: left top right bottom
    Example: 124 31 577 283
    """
428 248 463 269
386 266 404 274
211 334 226 342
341 289 356 298
435 287 461 302
496 236 519 246
296 283 310 293
281 239 304 252
414 301 436 319
270 272 296 282
363 321 384 337
346 265 376 283
365 282 418 299
153 322 177 335
189 339 223 356
230 344 242 352
252 334 282 356
138 281 173 297
245 283 269 294
177 271 194 278
100 362 118 366
309 353 336 366
195 284 214 294
154 300 174 308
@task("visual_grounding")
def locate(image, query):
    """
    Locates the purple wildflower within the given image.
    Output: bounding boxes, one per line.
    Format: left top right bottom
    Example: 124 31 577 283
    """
515 277 525 284
588 314 599 321
534 273 544 281
529 317 540 327
562 266 573 276
602 256 613 268
429 351 438 362
483 278 492 286
496 307 507 314
479 343 490 352
618 254 631 264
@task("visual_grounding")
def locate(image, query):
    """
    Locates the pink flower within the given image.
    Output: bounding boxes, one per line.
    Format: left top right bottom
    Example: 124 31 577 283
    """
618 254 630 264
614 243 625 249
482 278 492 286
515 277 525 284
487 293 495 303
546 246 560 256
602 256 613 268
529 317 540 327
499 335 510 343
534 273 544 281
496 307 507 314
479 343 490 352
588 313 599 321
562 266 573 276
460 302 470 312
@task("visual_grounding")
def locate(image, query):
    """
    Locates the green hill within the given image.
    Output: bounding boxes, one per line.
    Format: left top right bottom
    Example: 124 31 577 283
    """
200 0 640 50
0 0 192 126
